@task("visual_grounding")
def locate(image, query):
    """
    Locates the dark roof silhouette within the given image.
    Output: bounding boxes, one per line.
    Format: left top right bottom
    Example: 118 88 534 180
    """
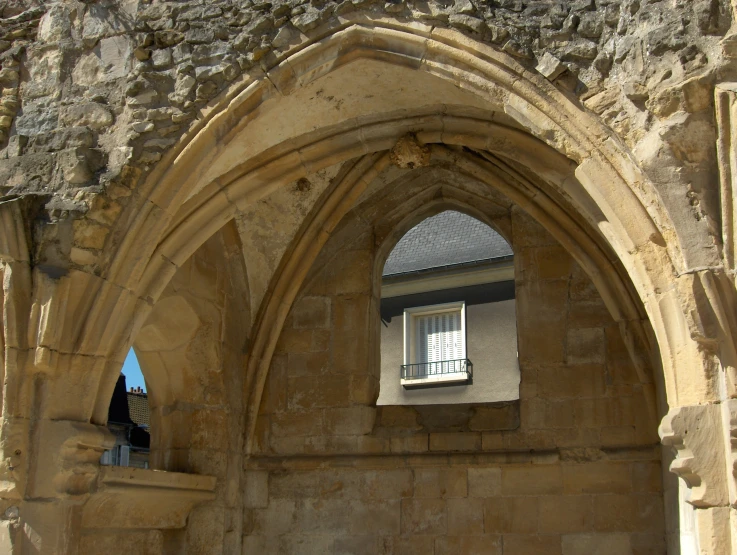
107 372 150 429
382 210 513 277
130 425 150 449
107 374 135 425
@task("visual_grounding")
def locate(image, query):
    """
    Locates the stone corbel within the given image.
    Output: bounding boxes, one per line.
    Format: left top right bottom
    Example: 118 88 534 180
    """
660 404 729 508
27 420 115 499
81 467 216 530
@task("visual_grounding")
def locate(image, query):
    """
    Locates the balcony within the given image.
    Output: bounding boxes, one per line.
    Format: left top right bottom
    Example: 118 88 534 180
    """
400 358 473 389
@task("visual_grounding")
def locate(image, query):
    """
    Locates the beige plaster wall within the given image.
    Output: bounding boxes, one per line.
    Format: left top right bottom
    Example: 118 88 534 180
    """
378 298 520 406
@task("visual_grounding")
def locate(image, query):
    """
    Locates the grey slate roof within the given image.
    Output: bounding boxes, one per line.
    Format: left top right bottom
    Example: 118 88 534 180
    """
382 210 513 276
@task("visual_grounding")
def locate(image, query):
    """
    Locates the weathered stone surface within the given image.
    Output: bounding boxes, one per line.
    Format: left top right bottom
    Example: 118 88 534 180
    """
536 52 567 81
467 467 501 498
389 134 430 169
59 103 114 131
0 0 735 552
660 404 729 508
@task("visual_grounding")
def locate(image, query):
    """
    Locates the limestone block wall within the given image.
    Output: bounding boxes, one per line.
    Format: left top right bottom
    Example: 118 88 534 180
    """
243 459 664 554
247 199 665 551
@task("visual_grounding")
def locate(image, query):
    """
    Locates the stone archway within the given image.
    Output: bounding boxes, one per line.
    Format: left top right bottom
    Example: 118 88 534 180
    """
1 13 735 554
239 145 660 450
64 23 737 553
129 221 250 474
88 23 716 420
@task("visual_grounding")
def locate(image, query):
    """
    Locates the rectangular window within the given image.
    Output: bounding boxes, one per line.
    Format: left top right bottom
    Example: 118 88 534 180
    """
100 444 132 467
402 302 471 387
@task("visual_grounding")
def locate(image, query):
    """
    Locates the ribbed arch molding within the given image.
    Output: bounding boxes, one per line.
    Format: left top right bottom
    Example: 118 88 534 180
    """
238 148 663 451
82 22 710 429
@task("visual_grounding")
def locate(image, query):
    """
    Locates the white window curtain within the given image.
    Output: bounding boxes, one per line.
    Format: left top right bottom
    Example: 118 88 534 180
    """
416 310 464 373
119 445 130 467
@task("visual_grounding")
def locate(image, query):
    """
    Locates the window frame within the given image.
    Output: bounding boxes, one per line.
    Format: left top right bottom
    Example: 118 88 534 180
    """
402 301 469 387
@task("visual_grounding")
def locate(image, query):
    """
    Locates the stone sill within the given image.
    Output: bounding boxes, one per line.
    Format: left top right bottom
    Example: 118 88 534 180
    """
401 372 471 388
81 467 216 530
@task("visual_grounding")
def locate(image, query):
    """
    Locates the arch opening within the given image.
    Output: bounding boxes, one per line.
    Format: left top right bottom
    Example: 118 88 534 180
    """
95 220 251 476
378 209 519 406
100 348 150 469
0 15 728 555
245 150 670 550
239 147 662 453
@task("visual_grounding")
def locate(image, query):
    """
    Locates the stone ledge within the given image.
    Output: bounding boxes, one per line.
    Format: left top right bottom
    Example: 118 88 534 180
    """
245 444 661 471
81 467 216 530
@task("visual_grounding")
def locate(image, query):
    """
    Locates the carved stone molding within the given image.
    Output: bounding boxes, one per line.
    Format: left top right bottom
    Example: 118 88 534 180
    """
716 83 737 271
28 420 114 499
676 269 737 399
660 404 729 508
0 199 33 502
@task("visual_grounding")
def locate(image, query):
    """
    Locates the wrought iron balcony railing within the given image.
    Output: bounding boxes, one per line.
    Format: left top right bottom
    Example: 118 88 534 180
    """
400 358 473 386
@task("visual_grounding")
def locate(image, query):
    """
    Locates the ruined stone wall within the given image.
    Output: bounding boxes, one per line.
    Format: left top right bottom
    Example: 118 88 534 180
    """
0 0 729 273
246 185 665 552
1 0 736 552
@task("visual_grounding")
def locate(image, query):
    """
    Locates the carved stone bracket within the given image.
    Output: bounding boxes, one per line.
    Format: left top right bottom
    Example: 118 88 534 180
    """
81 467 216 529
28 420 115 499
389 134 430 169
660 404 729 508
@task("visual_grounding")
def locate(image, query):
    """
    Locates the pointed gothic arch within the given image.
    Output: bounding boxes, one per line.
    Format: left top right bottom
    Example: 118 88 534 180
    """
76 23 709 433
